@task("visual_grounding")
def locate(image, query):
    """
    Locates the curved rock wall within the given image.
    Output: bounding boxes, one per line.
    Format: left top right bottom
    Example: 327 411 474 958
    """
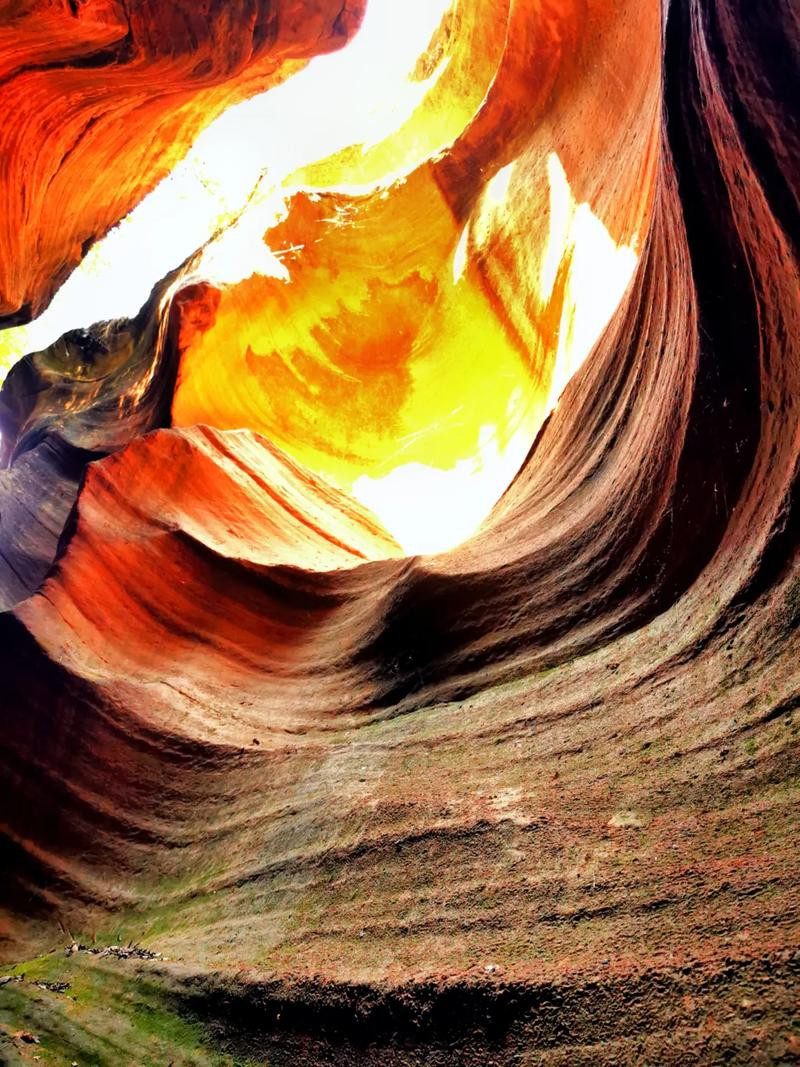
0 0 365 322
0 0 797 1063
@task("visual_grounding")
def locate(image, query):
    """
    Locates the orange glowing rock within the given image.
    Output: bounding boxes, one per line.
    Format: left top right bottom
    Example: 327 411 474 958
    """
169 0 660 552
0 0 365 323
16 423 403 739
171 172 541 552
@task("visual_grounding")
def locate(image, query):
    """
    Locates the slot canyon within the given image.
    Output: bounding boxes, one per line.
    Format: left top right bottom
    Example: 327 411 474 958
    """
0 0 797 1062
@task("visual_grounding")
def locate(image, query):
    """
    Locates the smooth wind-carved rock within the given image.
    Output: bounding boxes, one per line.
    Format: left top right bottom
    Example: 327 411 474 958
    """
0 0 797 1064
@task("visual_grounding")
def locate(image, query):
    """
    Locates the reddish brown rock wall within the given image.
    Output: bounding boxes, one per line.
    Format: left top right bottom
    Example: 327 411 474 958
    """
0 0 797 1062
0 0 365 322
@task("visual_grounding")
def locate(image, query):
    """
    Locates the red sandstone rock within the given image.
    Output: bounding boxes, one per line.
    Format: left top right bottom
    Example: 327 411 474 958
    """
0 0 797 1063
0 0 365 322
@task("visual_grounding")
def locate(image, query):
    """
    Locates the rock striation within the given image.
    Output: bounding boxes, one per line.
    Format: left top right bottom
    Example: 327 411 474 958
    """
0 0 797 1063
0 0 365 323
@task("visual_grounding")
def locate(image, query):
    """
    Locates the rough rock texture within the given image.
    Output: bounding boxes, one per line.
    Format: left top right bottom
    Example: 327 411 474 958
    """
0 268 185 608
0 0 365 322
0 0 798 1065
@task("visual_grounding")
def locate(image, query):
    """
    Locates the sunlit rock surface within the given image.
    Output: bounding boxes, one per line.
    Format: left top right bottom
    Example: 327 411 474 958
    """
0 0 798 1063
0 0 364 323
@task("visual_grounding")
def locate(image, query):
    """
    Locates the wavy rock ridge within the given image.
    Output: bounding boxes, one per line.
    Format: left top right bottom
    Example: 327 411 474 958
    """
0 0 798 1064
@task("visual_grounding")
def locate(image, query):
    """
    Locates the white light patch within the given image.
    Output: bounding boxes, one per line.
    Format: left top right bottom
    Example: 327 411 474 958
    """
473 160 516 247
540 153 638 410
539 153 574 303
452 223 469 284
352 393 535 556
